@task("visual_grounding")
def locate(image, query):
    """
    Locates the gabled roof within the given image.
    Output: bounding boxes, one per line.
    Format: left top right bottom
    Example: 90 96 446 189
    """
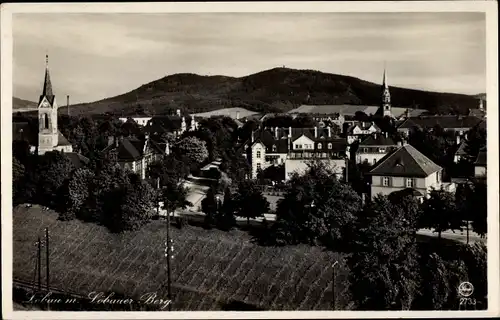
102 136 165 161
359 134 397 147
397 115 482 130
347 122 381 134
146 115 193 132
39 55 55 105
475 149 486 166
367 144 442 178
64 152 90 169
57 131 72 146
455 140 468 156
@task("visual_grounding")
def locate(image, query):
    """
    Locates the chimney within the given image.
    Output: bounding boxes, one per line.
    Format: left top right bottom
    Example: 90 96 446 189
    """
67 95 70 117
314 126 318 138
385 132 388 138
115 136 120 148
176 109 181 117
275 126 279 139
327 126 331 137
479 99 484 110
288 126 292 138
236 111 240 120
251 130 255 143
374 133 377 140
456 135 461 145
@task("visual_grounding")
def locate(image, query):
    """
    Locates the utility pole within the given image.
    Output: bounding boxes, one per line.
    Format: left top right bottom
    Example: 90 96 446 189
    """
165 211 173 311
45 228 50 291
332 261 339 310
37 236 42 292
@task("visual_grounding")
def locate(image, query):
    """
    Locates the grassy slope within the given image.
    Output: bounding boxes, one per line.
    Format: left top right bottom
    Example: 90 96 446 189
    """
13 205 349 311
57 68 479 117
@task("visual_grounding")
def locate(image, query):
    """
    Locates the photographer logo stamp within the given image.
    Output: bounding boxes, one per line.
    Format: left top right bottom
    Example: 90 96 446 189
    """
458 282 474 297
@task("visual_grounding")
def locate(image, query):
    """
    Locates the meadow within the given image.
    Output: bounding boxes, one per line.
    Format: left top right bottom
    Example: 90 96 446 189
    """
13 205 350 311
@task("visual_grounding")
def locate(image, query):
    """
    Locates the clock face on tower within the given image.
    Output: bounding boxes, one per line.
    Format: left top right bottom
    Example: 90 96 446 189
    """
42 101 49 107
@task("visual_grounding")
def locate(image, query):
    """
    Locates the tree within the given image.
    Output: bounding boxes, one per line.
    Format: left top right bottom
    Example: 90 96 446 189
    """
234 180 269 226
420 189 461 239
173 136 209 167
13 157 25 205
468 180 487 237
64 168 95 221
201 187 218 227
161 181 192 216
110 179 156 233
36 151 75 210
217 187 236 230
348 195 420 310
273 161 361 247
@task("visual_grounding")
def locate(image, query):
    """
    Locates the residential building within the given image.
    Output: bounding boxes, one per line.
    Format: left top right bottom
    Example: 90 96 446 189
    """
454 135 468 163
366 143 444 199
144 111 199 139
245 126 347 180
102 135 168 179
474 148 486 179
468 98 486 119
397 115 482 137
356 133 399 165
119 114 152 127
345 121 381 144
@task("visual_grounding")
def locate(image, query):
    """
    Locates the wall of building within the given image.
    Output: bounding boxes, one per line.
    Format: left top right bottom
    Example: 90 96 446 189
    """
370 172 442 198
475 166 486 178
356 152 388 165
251 142 266 179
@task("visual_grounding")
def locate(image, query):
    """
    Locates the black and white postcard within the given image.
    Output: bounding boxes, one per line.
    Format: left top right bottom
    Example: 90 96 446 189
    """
1 1 498 319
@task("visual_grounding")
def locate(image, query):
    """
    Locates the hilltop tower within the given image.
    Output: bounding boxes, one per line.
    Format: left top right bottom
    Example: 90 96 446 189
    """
381 67 392 118
38 55 59 155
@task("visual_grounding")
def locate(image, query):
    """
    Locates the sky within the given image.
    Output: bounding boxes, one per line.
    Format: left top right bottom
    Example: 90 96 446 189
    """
13 12 486 104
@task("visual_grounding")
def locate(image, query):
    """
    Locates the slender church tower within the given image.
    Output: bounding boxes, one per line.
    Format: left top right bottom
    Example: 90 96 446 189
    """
38 55 59 155
381 67 392 118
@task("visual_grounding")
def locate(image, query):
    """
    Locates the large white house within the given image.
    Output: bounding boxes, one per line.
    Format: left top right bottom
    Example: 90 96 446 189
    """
245 126 348 181
366 143 444 199
355 133 399 165
346 121 381 144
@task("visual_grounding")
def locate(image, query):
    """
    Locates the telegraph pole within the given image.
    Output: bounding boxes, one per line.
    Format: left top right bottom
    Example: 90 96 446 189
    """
45 228 50 291
332 261 339 310
165 212 173 311
37 236 42 292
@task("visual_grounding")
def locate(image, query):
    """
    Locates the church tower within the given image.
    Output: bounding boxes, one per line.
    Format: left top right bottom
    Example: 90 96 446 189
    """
38 55 59 155
381 67 392 117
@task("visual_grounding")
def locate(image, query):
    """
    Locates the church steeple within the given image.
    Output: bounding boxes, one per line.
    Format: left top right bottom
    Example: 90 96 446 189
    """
40 54 55 105
381 64 392 117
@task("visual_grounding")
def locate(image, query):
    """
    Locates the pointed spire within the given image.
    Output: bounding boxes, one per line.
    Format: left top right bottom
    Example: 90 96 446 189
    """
382 62 388 89
40 54 54 103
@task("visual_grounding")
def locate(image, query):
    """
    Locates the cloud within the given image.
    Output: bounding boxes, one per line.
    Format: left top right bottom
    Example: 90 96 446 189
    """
12 12 486 103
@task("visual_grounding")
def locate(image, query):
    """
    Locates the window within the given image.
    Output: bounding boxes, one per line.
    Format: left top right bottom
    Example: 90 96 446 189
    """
373 158 377 165
328 143 332 149
44 114 49 129
364 158 368 164
437 171 441 183
362 148 368 153
379 148 386 153
256 150 261 158
406 178 414 188
318 143 322 149
272 145 277 152
256 163 261 171
382 177 390 186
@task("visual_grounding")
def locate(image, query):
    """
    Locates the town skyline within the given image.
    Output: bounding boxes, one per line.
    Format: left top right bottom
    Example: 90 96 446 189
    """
13 12 486 104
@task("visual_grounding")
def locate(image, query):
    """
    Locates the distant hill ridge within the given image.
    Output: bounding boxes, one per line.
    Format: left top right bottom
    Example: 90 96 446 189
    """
17 67 483 116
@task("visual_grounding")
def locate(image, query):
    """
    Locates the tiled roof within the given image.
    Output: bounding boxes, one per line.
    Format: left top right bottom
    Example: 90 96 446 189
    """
367 144 442 178
455 140 468 156
475 149 486 166
347 121 381 134
398 115 482 130
359 134 397 146
102 136 165 161
64 152 90 169
57 131 72 146
146 115 193 132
